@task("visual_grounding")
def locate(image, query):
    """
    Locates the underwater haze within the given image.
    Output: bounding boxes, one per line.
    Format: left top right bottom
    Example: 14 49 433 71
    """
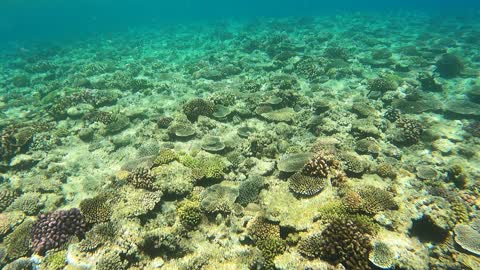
1 1 480 270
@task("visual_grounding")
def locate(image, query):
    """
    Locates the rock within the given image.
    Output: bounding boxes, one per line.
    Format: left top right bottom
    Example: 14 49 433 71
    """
250 158 275 176
66 103 94 118
277 153 313 173
9 154 38 170
432 138 455 154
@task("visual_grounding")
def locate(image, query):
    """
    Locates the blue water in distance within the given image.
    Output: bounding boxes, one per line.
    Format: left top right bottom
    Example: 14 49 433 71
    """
1 0 479 44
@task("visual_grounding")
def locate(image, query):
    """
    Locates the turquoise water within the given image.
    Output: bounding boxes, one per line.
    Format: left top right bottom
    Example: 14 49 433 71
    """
1 1 480 270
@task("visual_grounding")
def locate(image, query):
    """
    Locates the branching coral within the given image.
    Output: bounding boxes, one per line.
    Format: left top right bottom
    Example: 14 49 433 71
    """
298 218 373 270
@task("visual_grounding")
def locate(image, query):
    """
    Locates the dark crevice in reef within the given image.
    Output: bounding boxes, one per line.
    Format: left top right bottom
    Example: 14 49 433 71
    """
409 215 449 243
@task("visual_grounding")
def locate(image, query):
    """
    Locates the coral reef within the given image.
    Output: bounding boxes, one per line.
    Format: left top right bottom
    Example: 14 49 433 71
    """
182 98 215 122
298 218 373 270
79 193 113 223
435 53 464 78
126 167 156 190
31 208 86 254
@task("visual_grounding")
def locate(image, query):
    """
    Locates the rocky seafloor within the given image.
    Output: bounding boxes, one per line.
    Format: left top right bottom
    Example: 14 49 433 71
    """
0 12 480 270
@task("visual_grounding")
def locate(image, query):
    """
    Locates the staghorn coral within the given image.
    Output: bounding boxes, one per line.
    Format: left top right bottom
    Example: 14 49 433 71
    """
298 218 373 270
31 208 86 254
256 236 286 270
126 167 156 190
182 98 215 122
79 193 113 224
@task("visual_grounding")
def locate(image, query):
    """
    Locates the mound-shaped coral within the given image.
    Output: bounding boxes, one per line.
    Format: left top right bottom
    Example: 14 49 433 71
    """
177 199 203 229
200 182 239 214
298 218 373 270
236 176 265 206
435 53 464 78
126 167 156 190
183 98 215 122
31 208 86 254
367 77 397 96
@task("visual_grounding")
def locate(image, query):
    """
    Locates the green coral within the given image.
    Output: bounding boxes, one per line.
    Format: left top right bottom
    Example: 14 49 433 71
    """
181 154 227 180
41 250 67 270
4 219 34 260
153 149 179 166
177 199 202 229
246 216 285 270
6 192 43 216
79 193 113 223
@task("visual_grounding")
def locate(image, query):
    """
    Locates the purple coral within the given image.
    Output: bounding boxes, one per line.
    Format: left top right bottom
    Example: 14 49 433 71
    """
31 208 86 254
